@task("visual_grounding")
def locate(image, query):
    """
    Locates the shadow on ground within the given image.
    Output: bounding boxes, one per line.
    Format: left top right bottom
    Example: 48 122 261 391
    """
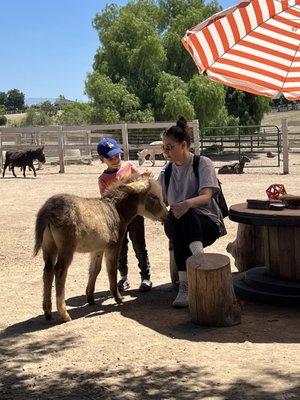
1 336 299 400
2 283 299 344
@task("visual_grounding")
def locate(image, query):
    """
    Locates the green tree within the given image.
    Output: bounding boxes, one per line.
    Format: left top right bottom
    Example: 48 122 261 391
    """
93 2 166 107
0 105 7 126
0 92 7 107
225 88 271 128
22 108 53 126
5 89 25 112
188 75 225 128
162 1 221 81
88 0 269 128
57 102 92 125
163 89 195 120
154 72 195 120
39 101 57 117
85 72 152 123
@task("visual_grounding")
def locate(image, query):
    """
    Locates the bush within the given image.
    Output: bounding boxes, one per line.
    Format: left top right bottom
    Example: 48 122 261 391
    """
0 115 7 126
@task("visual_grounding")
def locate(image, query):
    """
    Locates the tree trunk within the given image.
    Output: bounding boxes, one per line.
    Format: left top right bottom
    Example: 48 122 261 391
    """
226 223 265 272
187 253 241 327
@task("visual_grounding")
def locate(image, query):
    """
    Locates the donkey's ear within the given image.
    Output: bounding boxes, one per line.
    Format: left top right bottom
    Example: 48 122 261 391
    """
125 179 149 193
41 146 44 151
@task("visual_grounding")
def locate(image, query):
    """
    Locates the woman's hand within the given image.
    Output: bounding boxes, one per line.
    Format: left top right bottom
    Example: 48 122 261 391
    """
170 200 190 219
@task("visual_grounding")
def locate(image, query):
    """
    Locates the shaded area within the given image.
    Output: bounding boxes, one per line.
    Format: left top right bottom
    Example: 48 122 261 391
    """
1 333 299 400
2 284 299 344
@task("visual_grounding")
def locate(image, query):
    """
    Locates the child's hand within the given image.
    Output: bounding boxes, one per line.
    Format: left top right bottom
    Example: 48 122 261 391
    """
141 170 153 178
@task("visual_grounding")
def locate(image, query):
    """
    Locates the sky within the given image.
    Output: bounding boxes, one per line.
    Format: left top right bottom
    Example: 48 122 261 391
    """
1 0 234 103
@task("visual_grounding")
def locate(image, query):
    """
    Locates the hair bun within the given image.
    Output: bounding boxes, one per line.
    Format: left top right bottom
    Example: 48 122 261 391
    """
176 116 188 131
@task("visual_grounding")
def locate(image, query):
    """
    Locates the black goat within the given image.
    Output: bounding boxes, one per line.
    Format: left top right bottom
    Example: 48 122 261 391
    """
2 147 46 178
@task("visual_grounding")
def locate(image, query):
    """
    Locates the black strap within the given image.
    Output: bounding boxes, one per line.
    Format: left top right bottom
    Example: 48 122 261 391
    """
164 154 200 190
164 154 228 218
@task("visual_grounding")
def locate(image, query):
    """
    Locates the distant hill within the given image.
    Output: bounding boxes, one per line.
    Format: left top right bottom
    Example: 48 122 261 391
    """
25 97 56 106
261 109 300 133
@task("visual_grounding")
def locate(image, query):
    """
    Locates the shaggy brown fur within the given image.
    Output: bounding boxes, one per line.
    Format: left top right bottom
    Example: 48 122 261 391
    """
34 178 168 322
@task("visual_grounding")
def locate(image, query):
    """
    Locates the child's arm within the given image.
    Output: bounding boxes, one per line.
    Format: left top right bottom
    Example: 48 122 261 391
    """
98 176 108 196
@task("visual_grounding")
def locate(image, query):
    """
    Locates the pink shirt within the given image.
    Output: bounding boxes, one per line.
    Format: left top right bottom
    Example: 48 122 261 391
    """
98 161 141 196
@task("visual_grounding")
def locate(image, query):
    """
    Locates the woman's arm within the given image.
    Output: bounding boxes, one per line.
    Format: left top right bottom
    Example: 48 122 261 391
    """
170 187 214 219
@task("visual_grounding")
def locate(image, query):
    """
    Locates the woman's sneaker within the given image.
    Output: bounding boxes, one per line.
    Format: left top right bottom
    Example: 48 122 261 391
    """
172 281 188 307
117 277 130 291
139 279 152 292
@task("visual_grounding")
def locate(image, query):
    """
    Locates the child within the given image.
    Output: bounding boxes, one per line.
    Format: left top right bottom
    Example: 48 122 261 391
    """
97 137 152 292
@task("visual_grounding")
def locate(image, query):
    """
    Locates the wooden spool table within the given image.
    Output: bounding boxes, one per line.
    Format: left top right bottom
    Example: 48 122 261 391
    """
229 203 300 306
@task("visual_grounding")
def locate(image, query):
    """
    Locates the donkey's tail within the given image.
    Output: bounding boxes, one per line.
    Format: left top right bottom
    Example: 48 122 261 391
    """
33 206 49 257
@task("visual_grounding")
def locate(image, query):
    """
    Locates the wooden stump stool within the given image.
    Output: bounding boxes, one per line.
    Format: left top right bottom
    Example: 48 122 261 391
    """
187 253 241 327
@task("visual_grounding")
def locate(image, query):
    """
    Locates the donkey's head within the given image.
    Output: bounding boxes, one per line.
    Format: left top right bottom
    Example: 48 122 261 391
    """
125 178 167 222
241 155 250 163
34 146 46 163
137 151 145 166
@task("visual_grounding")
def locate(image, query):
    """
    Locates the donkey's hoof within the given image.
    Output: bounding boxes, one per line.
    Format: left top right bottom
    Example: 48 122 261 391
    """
44 312 52 320
61 314 72 322
115 297 123 305
87 294 95 305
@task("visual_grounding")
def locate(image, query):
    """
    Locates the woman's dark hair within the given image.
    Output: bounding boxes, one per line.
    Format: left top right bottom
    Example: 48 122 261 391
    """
161 116 191 147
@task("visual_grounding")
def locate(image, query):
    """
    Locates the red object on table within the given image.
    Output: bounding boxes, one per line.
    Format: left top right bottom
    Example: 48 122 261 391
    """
266 184 287 200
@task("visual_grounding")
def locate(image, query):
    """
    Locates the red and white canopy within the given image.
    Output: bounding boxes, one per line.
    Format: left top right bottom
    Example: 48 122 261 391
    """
182 0 300 100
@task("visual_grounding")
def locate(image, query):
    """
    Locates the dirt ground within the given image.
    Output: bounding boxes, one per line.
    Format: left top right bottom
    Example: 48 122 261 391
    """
1 155 300 400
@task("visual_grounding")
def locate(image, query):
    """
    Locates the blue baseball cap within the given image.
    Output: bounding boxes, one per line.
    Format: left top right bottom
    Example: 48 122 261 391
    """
97 137 123 158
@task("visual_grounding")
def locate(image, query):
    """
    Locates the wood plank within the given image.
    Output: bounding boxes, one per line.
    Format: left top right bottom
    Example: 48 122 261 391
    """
278 227 295 280
294 228 300 280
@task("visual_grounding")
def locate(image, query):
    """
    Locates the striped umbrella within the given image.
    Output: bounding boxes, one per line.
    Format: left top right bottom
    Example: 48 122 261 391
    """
182 0 300 100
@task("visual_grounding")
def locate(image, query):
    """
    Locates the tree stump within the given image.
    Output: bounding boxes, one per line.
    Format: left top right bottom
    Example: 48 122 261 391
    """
226 223 265 272
187 253 241 327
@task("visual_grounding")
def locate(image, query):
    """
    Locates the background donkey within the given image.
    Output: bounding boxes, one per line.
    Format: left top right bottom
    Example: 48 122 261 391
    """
34 178 167 322
137 141 164 166
218 156 250 174
2 147 46 178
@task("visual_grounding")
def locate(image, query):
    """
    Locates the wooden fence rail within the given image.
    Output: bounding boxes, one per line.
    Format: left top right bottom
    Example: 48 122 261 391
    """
0 121 200 173
0 119 298 174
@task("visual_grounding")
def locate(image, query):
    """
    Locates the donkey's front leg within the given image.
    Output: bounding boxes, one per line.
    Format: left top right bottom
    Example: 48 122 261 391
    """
150 154 155 166
30 163 37 177
86 250 104 304
11 166 17 178
105 245 123 304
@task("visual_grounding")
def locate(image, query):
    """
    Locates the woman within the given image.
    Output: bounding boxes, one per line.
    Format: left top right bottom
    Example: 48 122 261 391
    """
158 117 226 308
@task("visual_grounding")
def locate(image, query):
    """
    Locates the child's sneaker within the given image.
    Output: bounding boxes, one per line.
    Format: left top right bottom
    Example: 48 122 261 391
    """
139 279 152 292
117 277 130 291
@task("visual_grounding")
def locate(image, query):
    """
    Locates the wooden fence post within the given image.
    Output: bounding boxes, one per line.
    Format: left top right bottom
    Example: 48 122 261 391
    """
58 126 65 173
121 123 129 160
281 118 289 175
192 119 200 155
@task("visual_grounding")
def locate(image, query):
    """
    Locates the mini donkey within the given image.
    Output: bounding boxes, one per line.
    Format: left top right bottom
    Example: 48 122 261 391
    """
34 178 168 322
218 156 250 174
2 147 46 178
137 141 164 166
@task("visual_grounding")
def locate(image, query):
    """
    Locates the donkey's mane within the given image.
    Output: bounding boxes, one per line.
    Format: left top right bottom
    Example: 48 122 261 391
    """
102 176 142 202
